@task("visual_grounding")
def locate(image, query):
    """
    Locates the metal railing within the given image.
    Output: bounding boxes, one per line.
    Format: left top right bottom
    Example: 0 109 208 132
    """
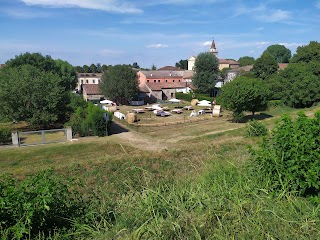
17 128 68 146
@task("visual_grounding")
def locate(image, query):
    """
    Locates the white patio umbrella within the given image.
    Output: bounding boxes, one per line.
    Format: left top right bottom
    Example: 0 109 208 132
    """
197 102 212 107
169 98 180 103
198 100 211 104
100 99 113 104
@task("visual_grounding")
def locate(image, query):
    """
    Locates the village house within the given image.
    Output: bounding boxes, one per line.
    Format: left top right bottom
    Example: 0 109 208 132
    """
137 70 193 102
82 84 104 102
76 73 102 92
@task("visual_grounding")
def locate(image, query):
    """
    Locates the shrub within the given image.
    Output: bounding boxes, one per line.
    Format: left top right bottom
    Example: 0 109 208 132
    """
245 120 268 137
267 100 284 109
249 111 320 197
175 92 213 102
0 170 85 239
0 127 11 144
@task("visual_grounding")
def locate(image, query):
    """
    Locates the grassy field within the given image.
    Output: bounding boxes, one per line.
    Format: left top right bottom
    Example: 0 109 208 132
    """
1 105 320 239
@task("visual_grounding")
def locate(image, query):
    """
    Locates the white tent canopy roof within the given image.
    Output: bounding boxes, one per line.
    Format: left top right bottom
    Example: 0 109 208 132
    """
169 98 181 103
100 99 114 104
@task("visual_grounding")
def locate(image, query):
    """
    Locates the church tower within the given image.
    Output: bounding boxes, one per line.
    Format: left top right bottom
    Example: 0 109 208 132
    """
209 38 218 56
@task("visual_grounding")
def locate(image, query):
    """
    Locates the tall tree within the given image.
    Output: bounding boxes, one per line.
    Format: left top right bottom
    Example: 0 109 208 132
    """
101 64 108 73
238 56 255 67
132 62 140 69
290 41 320 63
82 65 89 73
151 64 157 70
5 52 77 91
96 63 102 73
99 65 139 104
75 66 83 73
267 63 320 108
252 52 278 80
264 44 291 63
0 65 68 127
89 63 97 73
175 59 188 69
220 76 268 119
192 52 219 94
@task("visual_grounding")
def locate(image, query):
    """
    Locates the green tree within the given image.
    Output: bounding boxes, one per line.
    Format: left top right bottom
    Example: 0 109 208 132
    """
220 76 268 120
96 63 102 73
175 59 188 69
101 64 108 73
264 44 291 63
238 56 255 67
252 52 278 80
5 52 77 91
0 65 69 127
99 65 139 104
267 63 320 108
82 65 89 73
290 41 320 63
89 63 97 73
151 64 157 70
192 52 219 94
75 66 83 73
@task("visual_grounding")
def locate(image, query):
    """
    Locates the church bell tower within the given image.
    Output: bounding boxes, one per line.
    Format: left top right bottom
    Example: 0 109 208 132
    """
209 38 218 56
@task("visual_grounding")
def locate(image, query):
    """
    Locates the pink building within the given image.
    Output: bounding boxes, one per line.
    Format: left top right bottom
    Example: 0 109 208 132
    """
138 70 192 102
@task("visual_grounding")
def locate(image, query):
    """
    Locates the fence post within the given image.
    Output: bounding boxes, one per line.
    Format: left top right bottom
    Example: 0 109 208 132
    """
12 131 19 147
66 126 73 141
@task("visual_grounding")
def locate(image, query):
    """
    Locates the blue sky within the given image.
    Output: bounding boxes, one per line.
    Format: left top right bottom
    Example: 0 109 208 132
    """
1 0 319 68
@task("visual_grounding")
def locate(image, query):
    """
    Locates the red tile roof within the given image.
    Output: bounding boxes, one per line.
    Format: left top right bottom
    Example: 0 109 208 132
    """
145 82 191 91
158 66 182 71
82 84 102 95
77 73 103 78
278 63 289 70
218 59 240 65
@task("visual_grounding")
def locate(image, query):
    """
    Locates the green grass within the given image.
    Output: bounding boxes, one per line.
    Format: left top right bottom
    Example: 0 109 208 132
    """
1 106 320 239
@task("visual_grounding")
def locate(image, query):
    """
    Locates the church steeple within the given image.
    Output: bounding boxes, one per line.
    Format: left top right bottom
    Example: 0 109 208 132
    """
209 37 218 56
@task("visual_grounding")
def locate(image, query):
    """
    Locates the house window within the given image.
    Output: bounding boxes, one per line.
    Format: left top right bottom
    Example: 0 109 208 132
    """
173 80 175 82
178 79 181 82
93 79 95 84
165 80 168 82
158 80 160 82
154 80 156 83
86 79 89 83
147 80 150 82
171 93 174 98
81 80 83 84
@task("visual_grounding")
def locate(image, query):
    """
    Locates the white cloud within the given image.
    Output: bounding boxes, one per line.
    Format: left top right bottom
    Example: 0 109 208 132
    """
2 8 50 18
256 27 264 31
258 9 291 23
147 0 225 5
233 4 291 23
146 44 168 48
202 41 212 46
20 0 142 14
278 42 304 48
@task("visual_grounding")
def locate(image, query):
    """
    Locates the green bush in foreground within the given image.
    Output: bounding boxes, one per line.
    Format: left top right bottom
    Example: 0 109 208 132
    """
250 111 320 197
0 170 85 239
245 119 268 137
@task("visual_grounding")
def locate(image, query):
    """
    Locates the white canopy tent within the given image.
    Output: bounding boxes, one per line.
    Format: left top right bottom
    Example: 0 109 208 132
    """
100 99 114 105
169 98 181 103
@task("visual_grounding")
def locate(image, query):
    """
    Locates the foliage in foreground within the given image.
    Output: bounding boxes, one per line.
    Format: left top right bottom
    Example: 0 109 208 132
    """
0 170 85 239
245 119 268 137
250 111 320 197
